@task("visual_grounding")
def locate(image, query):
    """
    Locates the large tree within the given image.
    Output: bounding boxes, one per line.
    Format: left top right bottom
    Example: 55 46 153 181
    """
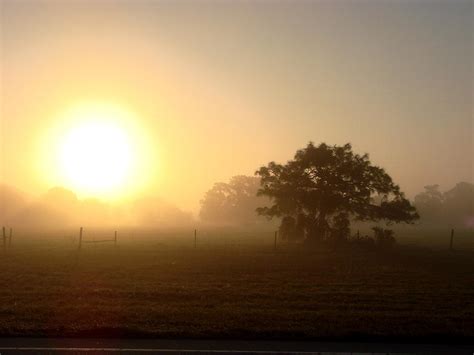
256 142 418 241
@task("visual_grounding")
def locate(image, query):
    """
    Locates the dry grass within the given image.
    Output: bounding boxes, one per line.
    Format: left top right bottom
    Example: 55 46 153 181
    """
0 238 473 341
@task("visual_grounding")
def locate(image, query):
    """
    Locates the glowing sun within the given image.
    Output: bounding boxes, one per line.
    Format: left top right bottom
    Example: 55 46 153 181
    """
55 104 139 197
60 121 132 192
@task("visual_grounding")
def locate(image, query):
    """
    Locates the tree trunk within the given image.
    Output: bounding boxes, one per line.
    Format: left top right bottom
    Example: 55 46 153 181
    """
306 212 328 242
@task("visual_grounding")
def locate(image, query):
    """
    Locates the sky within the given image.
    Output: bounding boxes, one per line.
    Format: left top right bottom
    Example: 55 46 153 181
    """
0 0 472 214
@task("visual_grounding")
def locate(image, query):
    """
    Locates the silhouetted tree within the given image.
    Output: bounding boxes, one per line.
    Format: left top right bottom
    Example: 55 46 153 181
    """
200 175 269 226
256 142 419 242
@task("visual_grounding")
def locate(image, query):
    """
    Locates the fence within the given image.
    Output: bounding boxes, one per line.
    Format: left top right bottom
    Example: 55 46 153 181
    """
0 226 470 254
78 227 118 250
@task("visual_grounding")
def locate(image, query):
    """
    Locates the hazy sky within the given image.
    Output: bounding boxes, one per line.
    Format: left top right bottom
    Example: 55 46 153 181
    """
0 0 472 213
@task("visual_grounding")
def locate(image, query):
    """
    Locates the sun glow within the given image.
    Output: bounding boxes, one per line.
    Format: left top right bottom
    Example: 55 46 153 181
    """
59 120 133 194
40 102 156 199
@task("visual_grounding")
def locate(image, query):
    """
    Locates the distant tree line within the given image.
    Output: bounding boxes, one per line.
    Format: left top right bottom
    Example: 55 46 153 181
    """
0 185 193 229
414 182 474 228
199 176 271 227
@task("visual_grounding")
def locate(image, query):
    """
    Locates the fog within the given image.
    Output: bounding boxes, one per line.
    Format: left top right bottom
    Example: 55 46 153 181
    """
1 0 472 214
1 178 472 247
0 2 473 346
0 1 472 247
0 184 194 229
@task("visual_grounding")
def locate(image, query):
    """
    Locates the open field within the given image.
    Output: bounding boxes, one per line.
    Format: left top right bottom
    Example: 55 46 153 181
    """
0 231 473 342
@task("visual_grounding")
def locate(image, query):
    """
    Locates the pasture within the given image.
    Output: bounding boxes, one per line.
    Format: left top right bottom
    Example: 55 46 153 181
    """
0 229 473 342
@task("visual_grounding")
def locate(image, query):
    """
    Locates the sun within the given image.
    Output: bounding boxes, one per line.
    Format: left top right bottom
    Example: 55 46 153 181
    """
50 103 148 198
59 120 133 194
38 101 158 199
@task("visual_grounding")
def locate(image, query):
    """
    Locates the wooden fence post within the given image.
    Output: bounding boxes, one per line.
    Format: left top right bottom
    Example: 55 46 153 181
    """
450 228 454 251
78 227 83 250
274 230 277 250
114 231 117 246
8 228 12 247
194 229 197 249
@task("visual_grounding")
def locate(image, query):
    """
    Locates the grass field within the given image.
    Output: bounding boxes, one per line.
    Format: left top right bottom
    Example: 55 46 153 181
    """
0 232 473 342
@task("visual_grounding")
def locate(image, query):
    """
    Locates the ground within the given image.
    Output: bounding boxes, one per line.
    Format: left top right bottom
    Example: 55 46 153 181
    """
0 232 473 342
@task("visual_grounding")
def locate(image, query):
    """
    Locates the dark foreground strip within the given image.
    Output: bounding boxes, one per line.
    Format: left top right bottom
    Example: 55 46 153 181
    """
0 347 462 355
0 348 331 355
0 339 471 355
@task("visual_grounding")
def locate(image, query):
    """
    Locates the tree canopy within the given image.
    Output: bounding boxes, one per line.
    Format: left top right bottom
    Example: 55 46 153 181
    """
256 142 419 241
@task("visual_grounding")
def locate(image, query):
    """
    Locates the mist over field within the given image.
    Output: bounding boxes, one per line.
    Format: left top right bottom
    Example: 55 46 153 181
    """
0 184 193 229
1 0 472 210
0 177 472 250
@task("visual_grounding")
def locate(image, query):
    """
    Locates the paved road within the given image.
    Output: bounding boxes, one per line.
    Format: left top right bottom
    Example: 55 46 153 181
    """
0 338 472 354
